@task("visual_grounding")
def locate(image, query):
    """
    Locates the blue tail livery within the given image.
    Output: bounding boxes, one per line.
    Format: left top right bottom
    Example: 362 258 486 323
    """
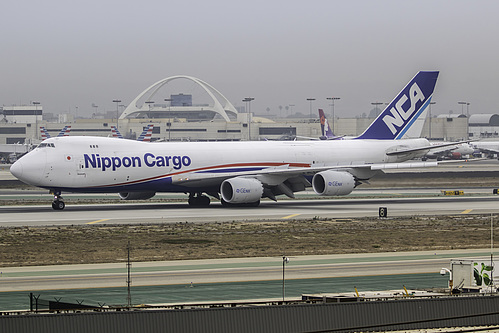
356 71 439 140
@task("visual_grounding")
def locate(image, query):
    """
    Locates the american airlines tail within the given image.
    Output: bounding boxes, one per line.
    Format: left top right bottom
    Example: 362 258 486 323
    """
111 124 153 141
137 124 154 142
110 126 124 139
40 126 71 141
40 127 50 141
356 71 439 140
57 126 71 137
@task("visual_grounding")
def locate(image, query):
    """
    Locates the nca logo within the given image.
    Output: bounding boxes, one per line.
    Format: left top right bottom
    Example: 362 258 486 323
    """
383 83 425 134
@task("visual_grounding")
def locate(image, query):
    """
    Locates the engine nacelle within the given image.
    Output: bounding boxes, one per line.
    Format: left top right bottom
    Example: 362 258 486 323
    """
312 171 355 196
119 191 156 200
220 177 263 204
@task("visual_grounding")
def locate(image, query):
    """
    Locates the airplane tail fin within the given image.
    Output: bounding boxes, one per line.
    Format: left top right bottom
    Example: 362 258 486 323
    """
40 127 50 141
137 124 154 142
111 126 124 139
318 109 335 139
356 71 439 140
57 126 71 137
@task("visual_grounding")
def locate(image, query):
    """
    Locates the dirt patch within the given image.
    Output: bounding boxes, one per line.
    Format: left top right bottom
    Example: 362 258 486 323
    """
0 214 497 267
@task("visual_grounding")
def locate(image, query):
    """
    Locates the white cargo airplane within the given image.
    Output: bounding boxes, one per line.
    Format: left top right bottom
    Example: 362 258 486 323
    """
12 71 455 210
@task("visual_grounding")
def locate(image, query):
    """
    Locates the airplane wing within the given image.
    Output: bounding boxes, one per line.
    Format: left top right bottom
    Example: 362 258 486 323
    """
386 140 473 156
173 159 453 187
474 145 499 155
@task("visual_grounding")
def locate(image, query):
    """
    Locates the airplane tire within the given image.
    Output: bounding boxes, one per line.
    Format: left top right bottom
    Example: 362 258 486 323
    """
188 196 210 207
52 200 65 210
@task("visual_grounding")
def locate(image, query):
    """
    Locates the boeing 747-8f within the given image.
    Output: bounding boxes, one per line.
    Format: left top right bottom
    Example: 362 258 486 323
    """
11 71 445 210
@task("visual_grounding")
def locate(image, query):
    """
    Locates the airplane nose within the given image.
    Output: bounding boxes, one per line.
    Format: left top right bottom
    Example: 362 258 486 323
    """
10 160 23 179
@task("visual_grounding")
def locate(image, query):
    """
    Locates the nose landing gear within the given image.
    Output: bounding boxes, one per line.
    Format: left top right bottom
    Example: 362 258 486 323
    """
51 191 65 210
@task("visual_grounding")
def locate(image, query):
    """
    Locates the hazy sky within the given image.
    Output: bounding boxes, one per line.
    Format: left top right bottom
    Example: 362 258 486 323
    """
1 0 498 118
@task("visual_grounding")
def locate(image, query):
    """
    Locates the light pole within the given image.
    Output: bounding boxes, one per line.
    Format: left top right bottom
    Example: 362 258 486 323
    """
282 256 289 302
429 101 436 139
243 97 254 141
371 102 383 117
113 99 121 129
326 97 340 133
145 101 154 118
458 101 468 116
32 101 40 140
306 98 315 120
458 101 470 139
165 98 172 141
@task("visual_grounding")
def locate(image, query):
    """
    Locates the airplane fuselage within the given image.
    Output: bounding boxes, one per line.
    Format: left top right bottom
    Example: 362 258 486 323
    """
11 136 429 194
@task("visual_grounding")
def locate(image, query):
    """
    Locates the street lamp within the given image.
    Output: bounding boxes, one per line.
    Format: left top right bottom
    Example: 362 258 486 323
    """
458 101 468 116
32 101 40 140
282 256 290 302
429 101 436 139
326 97 340 133
164 98 173 141
113 99 121 129
145 101 154 118
306 98 315 120
243 97 254 141
371 102 383 117
458 101 470 139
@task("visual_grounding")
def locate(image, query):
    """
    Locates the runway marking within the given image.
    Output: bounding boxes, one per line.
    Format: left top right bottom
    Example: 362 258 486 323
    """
460 209 473 214
86 219 110 225
282 214 301 219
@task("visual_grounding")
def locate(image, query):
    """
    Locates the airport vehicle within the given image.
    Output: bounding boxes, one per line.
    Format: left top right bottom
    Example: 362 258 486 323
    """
111 124 154 142
40 126 71 141
12 71 448 210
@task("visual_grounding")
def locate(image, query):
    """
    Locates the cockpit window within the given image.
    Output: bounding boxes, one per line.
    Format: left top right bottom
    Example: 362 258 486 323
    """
37 143 55 148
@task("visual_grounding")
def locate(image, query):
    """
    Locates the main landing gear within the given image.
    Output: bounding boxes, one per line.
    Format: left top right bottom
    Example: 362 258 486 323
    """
51 191 65 210
188 193 211 207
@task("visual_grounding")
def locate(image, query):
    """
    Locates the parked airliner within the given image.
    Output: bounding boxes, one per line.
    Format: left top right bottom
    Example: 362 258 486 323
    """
12 71 448 210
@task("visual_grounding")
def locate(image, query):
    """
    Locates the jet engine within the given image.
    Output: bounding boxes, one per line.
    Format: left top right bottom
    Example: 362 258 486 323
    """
119 191 156 200
220 177 263 204
312 170 355 196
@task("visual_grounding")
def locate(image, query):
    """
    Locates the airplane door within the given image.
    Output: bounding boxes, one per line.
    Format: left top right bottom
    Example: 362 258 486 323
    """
77 158 86 177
